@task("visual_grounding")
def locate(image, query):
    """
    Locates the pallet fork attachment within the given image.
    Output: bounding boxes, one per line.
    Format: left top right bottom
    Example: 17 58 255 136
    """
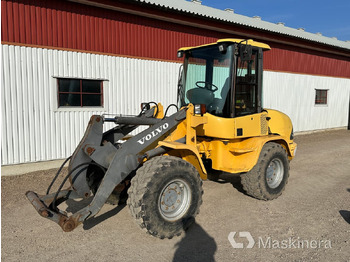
26 107 187 232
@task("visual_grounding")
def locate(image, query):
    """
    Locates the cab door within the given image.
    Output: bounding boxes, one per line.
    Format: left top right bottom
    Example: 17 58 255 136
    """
234 47 263 117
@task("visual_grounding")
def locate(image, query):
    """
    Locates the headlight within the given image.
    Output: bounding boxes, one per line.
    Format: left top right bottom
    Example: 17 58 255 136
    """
194 104 206 116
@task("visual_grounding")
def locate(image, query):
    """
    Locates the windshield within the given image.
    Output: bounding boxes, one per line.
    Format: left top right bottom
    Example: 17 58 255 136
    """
178 45 234 116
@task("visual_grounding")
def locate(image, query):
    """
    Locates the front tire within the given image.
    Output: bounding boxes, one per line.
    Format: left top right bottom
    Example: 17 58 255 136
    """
241 142 289 200
127 156 203 239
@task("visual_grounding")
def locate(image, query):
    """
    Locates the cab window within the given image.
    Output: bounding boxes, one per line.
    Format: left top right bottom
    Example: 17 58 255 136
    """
235 51 258 116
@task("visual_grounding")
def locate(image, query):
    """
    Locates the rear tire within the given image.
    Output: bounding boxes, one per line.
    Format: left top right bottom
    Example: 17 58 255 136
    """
241 142 289 200
127 156 203 239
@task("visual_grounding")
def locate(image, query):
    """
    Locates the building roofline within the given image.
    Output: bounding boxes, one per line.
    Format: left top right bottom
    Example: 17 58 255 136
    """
133 0 350 51
68 0 350 53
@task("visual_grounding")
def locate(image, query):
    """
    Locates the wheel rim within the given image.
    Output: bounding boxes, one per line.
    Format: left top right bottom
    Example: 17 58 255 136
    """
266 158 284 189
158 179 191 221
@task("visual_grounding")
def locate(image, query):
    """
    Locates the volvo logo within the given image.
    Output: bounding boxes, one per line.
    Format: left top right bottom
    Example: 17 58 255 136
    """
137 123 169 145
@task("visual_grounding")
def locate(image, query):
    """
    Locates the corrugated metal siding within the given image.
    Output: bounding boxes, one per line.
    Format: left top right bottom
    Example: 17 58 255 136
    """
2 0 350 78
263 71 350 132
1 0 220 60
264 44 350 78
1 44 180 165
2 44 350 164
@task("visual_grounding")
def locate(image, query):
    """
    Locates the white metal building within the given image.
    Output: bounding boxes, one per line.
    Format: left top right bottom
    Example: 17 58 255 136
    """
1 0 350 165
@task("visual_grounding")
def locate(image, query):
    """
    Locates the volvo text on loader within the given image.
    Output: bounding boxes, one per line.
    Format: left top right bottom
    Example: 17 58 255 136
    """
26 39 297 239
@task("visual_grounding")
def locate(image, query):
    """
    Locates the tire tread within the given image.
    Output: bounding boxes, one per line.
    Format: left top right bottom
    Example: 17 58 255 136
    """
127 156 203 238
241 143 290 200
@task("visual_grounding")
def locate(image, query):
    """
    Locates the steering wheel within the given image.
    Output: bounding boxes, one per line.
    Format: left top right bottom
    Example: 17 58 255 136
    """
195 81 218 92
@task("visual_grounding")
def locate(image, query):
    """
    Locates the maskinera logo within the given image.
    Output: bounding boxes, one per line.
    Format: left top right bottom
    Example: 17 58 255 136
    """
228 232 255 249
228 232 332 249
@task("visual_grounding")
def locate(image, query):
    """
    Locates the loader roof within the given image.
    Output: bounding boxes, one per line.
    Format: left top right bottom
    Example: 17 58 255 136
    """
178 38 271 52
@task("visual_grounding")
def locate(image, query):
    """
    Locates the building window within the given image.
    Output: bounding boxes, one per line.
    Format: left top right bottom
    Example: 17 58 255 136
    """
315 89 328 105
57 78 103 107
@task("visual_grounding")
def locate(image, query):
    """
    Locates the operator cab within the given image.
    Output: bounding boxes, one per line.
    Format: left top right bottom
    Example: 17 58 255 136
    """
177 39 270 118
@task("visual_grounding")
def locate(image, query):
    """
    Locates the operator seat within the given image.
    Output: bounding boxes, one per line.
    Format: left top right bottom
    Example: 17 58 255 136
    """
208 77 231 116
186 87 215 105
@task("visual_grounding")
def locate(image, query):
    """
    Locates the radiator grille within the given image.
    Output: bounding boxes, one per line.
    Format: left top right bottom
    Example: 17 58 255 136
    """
261 115 268 135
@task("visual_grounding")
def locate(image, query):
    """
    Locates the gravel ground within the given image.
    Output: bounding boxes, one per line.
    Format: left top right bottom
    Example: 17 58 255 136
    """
2 129 350 262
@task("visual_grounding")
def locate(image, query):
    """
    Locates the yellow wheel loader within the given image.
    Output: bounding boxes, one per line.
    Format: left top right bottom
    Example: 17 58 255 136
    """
26 39 297 239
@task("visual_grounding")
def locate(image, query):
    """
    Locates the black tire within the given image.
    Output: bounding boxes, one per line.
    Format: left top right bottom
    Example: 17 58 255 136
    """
240 142 289 200
127 156 203 239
